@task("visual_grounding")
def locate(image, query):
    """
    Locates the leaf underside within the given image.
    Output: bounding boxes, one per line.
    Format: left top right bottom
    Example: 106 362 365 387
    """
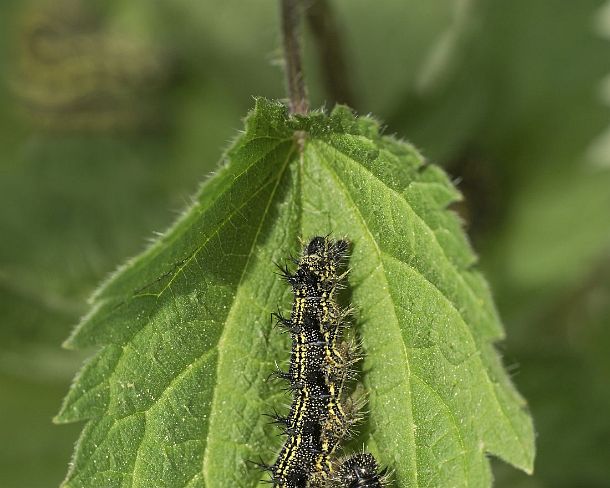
56 99 534 487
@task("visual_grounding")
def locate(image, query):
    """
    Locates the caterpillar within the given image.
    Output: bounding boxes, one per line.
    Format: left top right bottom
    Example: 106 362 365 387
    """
331 454 389 488
260 236 388 488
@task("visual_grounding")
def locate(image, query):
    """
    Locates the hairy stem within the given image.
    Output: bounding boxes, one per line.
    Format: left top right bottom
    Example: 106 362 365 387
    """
280 0 309 114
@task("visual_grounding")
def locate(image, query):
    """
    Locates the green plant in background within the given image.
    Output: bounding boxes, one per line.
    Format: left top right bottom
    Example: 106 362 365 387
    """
0 0 608 487
10 0 169 132
54 0 536 485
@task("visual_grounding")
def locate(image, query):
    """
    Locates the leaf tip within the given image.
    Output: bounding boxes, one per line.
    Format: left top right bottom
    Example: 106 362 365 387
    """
61 336 77 350
53 398 74 425
62 299 107 350
52 412 66 425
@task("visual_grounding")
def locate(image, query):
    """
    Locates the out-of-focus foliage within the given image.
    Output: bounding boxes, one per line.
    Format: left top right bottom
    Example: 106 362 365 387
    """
10 0 170 132
0 0 608 486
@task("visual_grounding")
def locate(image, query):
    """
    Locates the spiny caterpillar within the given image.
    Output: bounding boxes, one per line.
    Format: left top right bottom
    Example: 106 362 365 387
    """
332 453 389 488
260 236 388 487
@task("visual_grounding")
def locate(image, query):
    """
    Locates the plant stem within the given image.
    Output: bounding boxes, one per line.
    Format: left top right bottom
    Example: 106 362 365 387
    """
280 0 309 114
306 0 355 107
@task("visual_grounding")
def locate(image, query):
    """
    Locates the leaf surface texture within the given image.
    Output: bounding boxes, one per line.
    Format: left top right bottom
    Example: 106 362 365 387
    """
57 100 534 487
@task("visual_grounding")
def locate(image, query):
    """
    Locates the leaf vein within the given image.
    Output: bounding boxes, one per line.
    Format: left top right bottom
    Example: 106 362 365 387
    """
316 148 420 488
202 142 296 485
319 138 530 458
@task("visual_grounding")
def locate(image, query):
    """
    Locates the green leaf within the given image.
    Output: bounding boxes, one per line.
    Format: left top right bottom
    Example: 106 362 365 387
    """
56 99 534 487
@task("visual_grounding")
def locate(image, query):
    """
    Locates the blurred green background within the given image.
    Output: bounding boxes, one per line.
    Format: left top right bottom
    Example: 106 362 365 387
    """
1 0 609 486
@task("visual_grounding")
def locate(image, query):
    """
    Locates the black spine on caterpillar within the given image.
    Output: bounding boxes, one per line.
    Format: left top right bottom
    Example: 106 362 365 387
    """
263 237 350 488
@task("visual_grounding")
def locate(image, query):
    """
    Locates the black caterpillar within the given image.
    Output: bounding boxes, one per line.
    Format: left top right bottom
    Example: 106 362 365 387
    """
260 236 388 487
332 453 389 488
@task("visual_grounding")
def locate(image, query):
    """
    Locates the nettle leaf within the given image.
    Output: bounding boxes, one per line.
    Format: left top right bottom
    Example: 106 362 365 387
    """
56 99 534 487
